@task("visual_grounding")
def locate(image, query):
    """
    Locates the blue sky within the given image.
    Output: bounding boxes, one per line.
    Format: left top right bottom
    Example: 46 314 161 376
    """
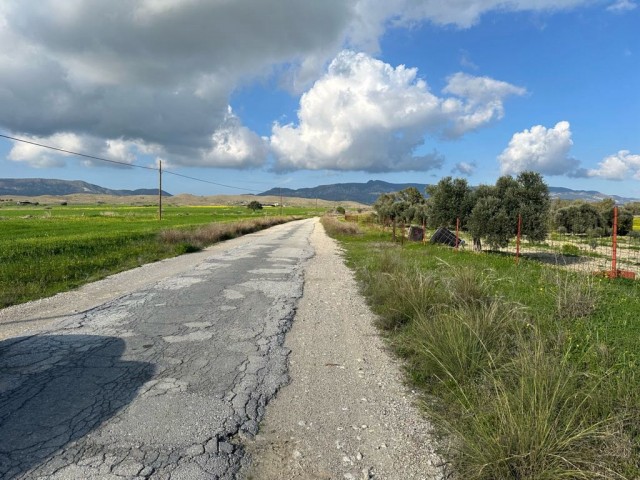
0 1 638 197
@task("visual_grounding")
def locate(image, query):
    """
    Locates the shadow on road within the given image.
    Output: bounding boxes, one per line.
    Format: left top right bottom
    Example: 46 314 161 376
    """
0 334 154 479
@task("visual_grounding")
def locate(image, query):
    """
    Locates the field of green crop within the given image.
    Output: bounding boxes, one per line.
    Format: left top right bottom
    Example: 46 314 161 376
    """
0 203 316 307
634 215 640 231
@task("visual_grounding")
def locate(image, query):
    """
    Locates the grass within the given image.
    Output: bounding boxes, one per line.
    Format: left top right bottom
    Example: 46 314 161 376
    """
634 216 640 231
320 214 361 235
0 204 310 307
325 224 640 479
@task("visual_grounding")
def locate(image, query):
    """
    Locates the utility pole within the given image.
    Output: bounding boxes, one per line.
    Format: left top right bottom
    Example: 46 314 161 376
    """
279 187 282 216
158 160 162 221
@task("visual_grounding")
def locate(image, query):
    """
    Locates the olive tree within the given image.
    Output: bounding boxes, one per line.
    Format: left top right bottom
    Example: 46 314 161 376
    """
468 172 550 249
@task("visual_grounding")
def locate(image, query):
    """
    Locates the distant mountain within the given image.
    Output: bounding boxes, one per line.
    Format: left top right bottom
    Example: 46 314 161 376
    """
260 180 639 205
0 178 172 197
259 180 426 205
547 186 637 204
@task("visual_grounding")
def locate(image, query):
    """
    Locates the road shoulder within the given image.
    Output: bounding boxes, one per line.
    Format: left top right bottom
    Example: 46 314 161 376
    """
242 219 442 480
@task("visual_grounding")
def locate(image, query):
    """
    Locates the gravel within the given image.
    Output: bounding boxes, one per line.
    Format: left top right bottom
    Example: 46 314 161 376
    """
242 220 444 480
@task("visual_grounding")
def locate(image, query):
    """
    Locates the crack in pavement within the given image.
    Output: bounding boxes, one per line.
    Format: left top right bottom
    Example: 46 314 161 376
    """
0 219 315 479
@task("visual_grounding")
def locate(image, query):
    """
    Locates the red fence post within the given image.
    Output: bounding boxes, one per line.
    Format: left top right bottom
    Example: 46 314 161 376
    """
455 218 460 251
611 206 618 278
516 213 522 264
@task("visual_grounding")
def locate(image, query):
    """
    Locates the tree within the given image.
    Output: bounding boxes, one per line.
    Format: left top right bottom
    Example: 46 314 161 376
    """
247 200 263 211
373 188 427 241
515 171 551 242
336 205 346 215
601 204 634 236
468 171 550 249
426 177 475 229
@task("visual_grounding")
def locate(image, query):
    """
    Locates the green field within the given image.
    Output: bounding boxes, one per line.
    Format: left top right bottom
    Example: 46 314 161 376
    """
324 218 640 479
0 204 315 307
634 215 640 231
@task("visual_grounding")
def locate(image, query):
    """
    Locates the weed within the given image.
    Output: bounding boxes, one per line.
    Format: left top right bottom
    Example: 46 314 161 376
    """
549 269 599 320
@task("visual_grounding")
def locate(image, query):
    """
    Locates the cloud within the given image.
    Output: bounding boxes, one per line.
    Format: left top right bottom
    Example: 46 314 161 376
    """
442 73 526 137
498 121 581 175
0 0 595 171
452 161 477 176
356 0 596 32
6 133 156 168
0 0 352 168
200 108 268 168
459 50 479 70
607 0 637 12
271 51 523 172
588 150 640 180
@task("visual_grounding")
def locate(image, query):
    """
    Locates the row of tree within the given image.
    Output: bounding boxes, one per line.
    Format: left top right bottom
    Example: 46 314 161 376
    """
553 199 634 236
373 171 636 249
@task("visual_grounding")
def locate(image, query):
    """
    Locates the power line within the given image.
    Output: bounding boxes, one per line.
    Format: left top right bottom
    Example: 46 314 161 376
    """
0 133 156 170
0 133 264 193
163 170 262 193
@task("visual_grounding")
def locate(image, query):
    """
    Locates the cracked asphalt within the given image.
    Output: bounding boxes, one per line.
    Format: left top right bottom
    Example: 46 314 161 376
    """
0 218 315 479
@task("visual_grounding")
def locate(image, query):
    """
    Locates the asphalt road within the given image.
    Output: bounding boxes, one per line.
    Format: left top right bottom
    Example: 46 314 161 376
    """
0 218 315 479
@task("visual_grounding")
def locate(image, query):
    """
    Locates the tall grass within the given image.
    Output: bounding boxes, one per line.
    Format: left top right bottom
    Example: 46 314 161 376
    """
320 214 360 236
159 216 296 249
335 236 638 479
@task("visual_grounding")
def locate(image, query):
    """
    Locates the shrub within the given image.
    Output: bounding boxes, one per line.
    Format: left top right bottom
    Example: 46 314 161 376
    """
247 200 263 211
336 206 346 215
561 243 581 256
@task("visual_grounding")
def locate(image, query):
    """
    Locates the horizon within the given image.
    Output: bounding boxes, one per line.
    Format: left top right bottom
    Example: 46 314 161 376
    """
1 2 638 197
2 177 639 202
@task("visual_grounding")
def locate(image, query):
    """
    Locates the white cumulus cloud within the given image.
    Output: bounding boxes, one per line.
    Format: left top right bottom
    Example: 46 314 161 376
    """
498 121 580 175
271 51 524 172
0 0 599 172
588 150 640 180
607 0 637 12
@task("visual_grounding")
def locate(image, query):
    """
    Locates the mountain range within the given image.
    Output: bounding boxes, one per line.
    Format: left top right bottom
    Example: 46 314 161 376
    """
0 178 172 197
1 178 637 205
259 180 639 205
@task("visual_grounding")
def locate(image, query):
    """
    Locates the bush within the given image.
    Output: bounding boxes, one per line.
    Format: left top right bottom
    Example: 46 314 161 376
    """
247 200 263 211
336 206 346 215
561 243 581 256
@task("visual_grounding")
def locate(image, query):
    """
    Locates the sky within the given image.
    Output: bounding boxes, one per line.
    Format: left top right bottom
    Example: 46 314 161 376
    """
0 0 639 197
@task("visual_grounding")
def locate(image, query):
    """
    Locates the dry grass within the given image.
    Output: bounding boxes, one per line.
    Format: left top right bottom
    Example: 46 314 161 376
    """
320 215 361 236
159 216 300 250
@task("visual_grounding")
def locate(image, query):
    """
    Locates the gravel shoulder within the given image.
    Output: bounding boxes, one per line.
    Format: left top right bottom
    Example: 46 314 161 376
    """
242 219 443 480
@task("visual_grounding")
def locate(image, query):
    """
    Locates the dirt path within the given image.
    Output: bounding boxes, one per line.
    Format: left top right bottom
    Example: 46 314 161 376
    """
242 219 442 480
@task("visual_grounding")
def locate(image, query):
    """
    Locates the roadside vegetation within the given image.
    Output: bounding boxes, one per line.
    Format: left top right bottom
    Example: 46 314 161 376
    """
0 204 312 307
324 216 640 479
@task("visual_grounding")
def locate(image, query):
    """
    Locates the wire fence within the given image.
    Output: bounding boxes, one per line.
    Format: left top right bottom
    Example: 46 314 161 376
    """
352 208 640 280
